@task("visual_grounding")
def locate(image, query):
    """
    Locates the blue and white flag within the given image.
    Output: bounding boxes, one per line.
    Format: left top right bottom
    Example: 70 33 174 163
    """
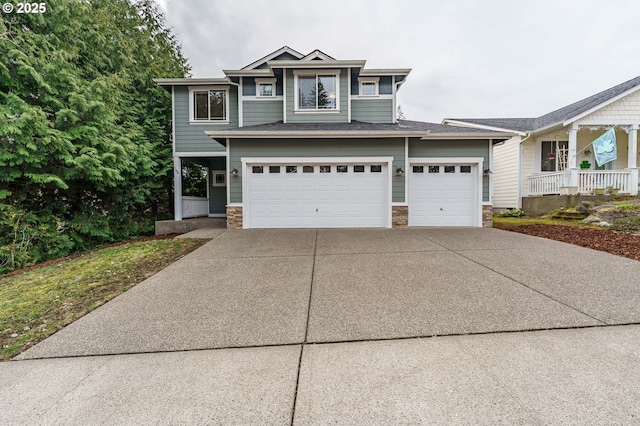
592 128 617 167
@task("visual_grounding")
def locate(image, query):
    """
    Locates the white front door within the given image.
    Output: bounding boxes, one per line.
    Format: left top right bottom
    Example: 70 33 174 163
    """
246 161 389 228
409 164 478 226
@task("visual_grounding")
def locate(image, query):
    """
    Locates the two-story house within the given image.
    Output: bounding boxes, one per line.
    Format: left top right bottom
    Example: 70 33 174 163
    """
155 46 513 231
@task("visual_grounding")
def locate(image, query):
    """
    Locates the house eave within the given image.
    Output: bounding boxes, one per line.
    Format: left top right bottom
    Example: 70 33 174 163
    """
562 83 640 126
223 69 275 77
153 78 231 87
360 68 412 76
204 130 431 140
421 132 516 140
266 60 367 69
442 119 528 136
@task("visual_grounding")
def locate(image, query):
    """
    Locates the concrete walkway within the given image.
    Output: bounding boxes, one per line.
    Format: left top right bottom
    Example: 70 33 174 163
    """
3 228 640 424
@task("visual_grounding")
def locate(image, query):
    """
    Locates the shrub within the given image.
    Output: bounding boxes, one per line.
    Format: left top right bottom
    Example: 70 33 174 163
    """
497 208 526 217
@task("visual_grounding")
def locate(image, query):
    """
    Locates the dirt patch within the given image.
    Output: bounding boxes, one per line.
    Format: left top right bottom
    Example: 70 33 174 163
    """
497 224 640 262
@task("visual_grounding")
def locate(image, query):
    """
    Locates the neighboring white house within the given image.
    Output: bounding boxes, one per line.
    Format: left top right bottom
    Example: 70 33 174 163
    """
444 76 640 210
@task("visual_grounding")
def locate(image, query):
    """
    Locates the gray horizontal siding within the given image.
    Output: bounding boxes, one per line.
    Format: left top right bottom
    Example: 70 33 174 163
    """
285 69 349 123
379 76 393 95
409 139 490 202
243 100 283 126
229 138 405 203
174 86 237 153
351 99 394 124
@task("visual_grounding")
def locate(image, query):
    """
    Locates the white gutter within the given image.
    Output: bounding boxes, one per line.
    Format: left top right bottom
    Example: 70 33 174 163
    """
204 130 431 139
442 119 528 137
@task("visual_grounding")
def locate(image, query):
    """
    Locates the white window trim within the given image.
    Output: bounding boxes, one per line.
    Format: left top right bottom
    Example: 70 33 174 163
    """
358 76 379 97
293 69 341 113
212 170 226 187
255 78 276 98
188 85 230 124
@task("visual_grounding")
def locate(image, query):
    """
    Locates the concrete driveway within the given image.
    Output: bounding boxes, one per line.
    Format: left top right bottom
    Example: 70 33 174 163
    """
3 228 640 424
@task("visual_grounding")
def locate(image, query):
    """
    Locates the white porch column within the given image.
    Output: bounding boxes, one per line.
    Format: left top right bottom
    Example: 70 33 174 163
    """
628 124 638 195
174 156 183 221
568 124 578 187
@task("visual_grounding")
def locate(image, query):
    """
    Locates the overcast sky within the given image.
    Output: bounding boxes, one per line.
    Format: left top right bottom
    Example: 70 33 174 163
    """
157 0 640 123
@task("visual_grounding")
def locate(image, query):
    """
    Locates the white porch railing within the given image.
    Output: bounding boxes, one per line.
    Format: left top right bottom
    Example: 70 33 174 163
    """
528 171 570 195
528 170 632 195
578 171 631 193
182 196 209 218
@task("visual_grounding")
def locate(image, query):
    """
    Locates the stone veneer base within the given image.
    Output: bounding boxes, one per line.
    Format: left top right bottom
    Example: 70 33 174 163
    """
226 206 243 229
392 206 408 228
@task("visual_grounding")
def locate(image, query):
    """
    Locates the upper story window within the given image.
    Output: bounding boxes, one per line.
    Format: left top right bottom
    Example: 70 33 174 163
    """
358 77 379 96
189 86 229 122
294 70 339 111
255 78 276 97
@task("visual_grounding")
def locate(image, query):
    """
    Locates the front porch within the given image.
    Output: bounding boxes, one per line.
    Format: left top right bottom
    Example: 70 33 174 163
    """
528 170 639 196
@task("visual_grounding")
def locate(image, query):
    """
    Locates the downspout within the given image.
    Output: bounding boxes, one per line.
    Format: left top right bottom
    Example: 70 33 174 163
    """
227 79 241 127
393 78 406 124
518 133 532 209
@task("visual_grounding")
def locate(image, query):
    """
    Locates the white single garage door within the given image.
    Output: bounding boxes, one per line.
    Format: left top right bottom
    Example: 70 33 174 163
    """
409 164 477 226
246 161 389 228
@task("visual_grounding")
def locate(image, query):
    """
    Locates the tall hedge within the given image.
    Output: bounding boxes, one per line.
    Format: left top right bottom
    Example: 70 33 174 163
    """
0 0 190 272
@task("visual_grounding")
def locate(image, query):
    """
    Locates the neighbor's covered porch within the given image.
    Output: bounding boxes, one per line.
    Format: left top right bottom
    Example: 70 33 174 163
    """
172 155 227 220
527 124 639 196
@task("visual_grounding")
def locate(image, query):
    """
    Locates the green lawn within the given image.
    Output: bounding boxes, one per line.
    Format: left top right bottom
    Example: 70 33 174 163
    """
0 238 208 360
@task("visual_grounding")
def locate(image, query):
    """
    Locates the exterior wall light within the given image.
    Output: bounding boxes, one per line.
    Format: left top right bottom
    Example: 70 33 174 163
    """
231 168 239 177
395 168 404 176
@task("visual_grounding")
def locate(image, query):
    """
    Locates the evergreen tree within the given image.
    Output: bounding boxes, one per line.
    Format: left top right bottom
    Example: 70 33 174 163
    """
0 0 190 272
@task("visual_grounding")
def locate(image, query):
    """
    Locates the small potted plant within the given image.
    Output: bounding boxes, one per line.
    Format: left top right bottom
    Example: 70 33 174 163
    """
607 186 620 195
594 187 606 195
580 160 591 169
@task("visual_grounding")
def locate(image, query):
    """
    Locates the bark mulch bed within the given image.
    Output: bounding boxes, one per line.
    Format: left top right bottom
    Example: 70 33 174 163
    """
497 224 640 262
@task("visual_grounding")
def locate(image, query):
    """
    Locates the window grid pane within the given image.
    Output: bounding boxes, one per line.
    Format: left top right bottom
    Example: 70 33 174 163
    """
298 76 316 109
209 90 225 120
317 75 337 109
194 92 208 120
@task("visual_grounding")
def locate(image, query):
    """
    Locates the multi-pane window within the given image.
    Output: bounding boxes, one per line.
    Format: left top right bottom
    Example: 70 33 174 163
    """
258 83 273 97
297 74 338 110
193 89 226 121
360 81 377 96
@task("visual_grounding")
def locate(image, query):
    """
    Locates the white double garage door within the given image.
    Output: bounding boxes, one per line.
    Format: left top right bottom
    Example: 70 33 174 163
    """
243 157 483 228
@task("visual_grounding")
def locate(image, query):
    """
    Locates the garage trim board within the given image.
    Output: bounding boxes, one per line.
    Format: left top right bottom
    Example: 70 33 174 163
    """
408 157 484 227
241 157 394 229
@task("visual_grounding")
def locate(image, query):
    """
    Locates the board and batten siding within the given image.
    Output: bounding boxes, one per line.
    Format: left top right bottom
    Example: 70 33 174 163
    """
409 139 491 202
243 100 283 126
229 138 405 203
285 69 349 123
492 136 520 209
174 86 236 153
351 99 394 123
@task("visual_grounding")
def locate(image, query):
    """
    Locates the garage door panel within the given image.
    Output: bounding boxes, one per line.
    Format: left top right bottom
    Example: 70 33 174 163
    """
247 162 387 228
409 164 477 227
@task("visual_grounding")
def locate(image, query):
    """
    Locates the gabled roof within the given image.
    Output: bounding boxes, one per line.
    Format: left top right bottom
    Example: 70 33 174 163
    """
301 49 335 61
446 75 640 134
241 46 304 70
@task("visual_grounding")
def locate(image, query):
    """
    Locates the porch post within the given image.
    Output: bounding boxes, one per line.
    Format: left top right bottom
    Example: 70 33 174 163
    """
174 156 183 221
628 124 638 195
568 124 578 187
